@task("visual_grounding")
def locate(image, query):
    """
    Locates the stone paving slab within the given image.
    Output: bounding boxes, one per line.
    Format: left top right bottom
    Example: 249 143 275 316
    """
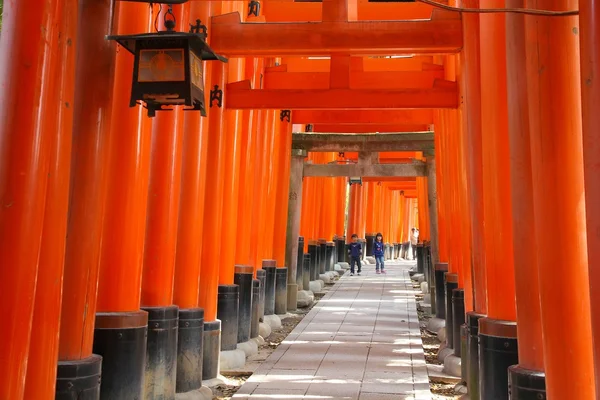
233 259 432 400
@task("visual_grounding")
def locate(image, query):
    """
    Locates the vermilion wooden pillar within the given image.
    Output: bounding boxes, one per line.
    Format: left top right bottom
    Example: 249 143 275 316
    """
336 176 347 238
92 3 152 398
526 1 595 397
254 108 275 267
140 5 189 397
56 0 118 397
433 120 449 263
219 55 243 285
505 2 545 397
1 0 63 397
263 111 283 260
273 113 293 266
236 58 262 266
249 109 267 267
460 4 487 396
479 3 517 398
199 59 227 383
579 2 600 395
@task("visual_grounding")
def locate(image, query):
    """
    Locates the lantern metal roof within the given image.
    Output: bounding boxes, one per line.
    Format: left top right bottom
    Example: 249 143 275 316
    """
106 31 228 63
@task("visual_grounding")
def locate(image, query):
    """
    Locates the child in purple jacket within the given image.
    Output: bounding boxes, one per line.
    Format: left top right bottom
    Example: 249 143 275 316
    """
373 232 386 274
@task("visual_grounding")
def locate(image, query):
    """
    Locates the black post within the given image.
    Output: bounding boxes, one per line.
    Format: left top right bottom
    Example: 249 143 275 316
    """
416 244 424 273
435 263 448 319
262 260 277 315
251 279 260 338
56 355 102 400
256 269 266 322
202 320 221 380
365 234 375 257
176 308 204 393
275 267 288 314
297 237 304 290
234 265 254 344
308 241 319 281
303 254 311 290
444 273 459 349
318 239 327 274
508 366 546 400
141 305 179 399
466 312 484 400
479 319 518 400
92 311 147 400
325 242 335 272
452 288 465 356
217 285 239 351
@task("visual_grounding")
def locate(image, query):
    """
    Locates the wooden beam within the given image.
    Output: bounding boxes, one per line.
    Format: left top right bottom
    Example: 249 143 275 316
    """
293 132 435 152
303 162 427 177
264 69 445 90
262 1 438 22
226 80 458 110
210 10 462 57
292 110 435 124
311 124 432 133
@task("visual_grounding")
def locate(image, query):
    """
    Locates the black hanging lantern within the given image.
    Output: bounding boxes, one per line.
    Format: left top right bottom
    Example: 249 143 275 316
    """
107 3 227 117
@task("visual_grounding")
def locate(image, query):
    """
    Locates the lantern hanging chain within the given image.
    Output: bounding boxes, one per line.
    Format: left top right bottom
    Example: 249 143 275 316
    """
417 0 578 16
164 4 177 31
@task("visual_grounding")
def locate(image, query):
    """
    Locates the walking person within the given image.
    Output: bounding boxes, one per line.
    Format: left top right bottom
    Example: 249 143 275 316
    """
347 234 363 276
374 232 386 274
410 228 419 260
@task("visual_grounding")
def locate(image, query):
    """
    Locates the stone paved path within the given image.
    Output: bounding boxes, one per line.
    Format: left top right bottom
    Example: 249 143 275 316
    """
233 259 432 400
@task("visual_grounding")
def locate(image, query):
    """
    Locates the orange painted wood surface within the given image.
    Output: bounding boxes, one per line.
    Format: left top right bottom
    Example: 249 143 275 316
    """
97 2 152 314
58 0 118 361
579 0 600 393
479 1 516 321
225 81 459 110
293 110 434 125
210 11 462 57
141 4 189 308
525 0 596 396
1 0 63 396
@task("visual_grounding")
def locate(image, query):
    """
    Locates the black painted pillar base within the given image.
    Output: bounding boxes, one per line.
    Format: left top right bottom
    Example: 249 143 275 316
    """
460 324 468 384
394 243 400 259
275 267 288 314
234 265 253 344
479 318 518 400
93 311 147 400
434 263 448 319
508 365 546 400
256 269 266 322
416 244 424 273
335 237 346 263
176 308 204 393
452 288 465 355
423 244 431 286
141 305 179 400
308 242 319 281
318 239 327 274
217 284 239 351
303 254 311 290
444 273 459 348
325 242 335 272
56 355 102 400
262 260 277 315
251 279 261 338
202 320 221 380
297 237 305 290
365 234 375 257
466 312 484 400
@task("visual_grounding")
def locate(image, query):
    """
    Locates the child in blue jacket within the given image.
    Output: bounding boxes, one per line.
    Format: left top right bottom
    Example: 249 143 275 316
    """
347 234 362 276
373 232 386 274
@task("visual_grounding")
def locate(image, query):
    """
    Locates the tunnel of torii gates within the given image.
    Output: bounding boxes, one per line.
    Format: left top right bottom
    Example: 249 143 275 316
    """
2 0 600 399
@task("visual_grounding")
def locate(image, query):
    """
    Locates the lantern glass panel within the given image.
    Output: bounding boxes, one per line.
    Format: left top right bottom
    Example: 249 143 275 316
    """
138 49 186 82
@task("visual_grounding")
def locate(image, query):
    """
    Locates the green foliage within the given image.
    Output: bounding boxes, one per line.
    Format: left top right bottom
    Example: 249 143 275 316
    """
0 0 3 33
